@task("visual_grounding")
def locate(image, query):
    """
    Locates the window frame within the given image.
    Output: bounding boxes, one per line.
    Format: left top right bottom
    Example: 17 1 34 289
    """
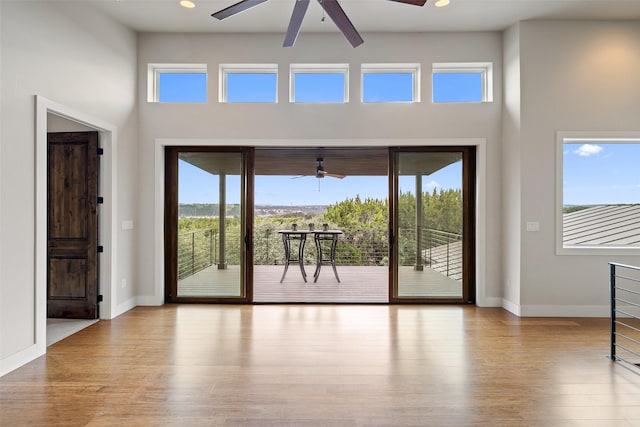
556 131 640 255
219 64 279 103
361 63 421 103
147 63 208 103
431 62 493 103
289 63 349 103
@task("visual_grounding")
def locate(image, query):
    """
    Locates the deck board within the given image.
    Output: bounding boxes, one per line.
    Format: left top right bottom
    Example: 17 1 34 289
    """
178 265 462 302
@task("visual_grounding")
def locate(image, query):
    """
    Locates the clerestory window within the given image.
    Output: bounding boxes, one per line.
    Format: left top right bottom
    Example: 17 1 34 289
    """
361 64 420 103
432 62 493 103
148 64 207 103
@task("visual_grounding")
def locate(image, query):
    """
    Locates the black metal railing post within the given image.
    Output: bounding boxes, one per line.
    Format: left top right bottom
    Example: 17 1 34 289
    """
610 262 617 360
191 232 195 276
266 229 270 265
446 237 450 277
213 230 217 265
210 231 213 266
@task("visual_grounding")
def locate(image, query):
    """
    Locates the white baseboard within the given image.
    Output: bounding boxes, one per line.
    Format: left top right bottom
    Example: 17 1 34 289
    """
111 297 138 319
519 305 609 317
501 300 608 317
502 298 521 316
136 295 164 306
476 296 502 307
0 344 43 378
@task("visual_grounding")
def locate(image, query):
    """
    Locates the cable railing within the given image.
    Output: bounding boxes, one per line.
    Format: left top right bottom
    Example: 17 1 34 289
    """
398 228 463 280
609 262 640 371
177 226 463 281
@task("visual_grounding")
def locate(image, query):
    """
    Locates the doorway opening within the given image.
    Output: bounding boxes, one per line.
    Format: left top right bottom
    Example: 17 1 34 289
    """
253 148 389 302
35 96 117 359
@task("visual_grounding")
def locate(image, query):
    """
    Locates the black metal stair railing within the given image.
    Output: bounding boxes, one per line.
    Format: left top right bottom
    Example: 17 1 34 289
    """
609 262 640 370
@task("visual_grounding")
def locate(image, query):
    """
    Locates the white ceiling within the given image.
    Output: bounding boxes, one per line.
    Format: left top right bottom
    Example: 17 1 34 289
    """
91 0 640 34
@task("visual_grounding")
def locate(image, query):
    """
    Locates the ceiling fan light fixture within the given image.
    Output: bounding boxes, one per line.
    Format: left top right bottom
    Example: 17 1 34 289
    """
180 0 196 8
435 0 450 7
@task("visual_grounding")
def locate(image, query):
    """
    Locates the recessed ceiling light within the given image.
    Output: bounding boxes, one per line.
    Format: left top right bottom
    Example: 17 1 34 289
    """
435 0 450 7
180 0 195 8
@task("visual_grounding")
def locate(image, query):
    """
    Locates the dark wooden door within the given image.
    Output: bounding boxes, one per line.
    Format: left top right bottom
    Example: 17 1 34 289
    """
47 132 100 319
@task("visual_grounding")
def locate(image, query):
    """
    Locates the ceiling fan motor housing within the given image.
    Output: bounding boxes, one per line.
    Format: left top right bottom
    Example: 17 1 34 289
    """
316 157 325 178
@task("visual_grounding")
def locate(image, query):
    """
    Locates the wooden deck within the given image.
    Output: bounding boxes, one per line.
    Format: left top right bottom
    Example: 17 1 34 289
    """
178 265 462 302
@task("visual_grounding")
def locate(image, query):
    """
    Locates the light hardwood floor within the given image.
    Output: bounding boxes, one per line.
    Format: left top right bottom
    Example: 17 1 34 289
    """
2 305 640 426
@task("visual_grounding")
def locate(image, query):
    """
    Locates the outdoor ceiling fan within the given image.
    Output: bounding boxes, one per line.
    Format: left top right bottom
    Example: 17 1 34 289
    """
314 157 345 179
294 157 346 180
211 0 428 48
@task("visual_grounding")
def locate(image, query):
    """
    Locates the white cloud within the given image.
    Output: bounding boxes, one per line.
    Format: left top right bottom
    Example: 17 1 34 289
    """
574 144 603 157
425 180 440 190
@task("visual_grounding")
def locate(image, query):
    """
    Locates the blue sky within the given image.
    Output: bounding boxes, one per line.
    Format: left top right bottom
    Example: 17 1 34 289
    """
564 142 640 205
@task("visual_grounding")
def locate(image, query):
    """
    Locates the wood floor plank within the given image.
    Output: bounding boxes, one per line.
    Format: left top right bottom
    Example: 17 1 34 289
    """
2 305 640 426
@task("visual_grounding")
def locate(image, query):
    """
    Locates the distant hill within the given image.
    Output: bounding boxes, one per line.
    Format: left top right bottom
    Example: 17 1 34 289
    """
179 203 327 218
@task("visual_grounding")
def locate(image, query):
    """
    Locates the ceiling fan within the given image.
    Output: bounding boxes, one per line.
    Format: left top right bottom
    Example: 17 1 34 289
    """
212 0 428 48
294 157 346 179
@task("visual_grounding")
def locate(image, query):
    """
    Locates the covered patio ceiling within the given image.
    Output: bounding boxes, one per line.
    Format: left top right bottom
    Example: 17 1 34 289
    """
180 148 461 177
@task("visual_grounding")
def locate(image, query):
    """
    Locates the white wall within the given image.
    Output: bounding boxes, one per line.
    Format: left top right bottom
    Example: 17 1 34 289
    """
501 24 522 313
47 115 96 132
136 31 505 306
0 1 138 375
508 21 640 316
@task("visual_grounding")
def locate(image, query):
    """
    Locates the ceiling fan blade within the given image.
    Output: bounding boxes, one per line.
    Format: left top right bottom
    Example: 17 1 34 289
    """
324 173 346 179
316 170 346 179
387 0 427 5
212 0 270 20
283 0 310 47
317 0 364 48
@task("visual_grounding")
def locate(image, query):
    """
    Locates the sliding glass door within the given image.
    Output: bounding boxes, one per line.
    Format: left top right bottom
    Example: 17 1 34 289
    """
165 147 253 302
390 147 475 303
164 146 475 304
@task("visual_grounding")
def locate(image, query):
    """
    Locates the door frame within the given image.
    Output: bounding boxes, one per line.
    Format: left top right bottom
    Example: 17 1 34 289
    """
35 96 117 354
154 138 490 306
164 146 254 303
389 146 476 303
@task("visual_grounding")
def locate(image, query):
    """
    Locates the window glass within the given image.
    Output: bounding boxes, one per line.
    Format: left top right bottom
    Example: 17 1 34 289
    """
290 65 349 103
562 140 640 248
432 62 492 103
225 73 277 103
158 72 207 103
432 72 483 103
363 72 414 103
293 72 346 103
